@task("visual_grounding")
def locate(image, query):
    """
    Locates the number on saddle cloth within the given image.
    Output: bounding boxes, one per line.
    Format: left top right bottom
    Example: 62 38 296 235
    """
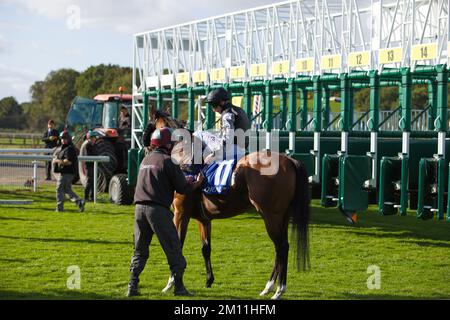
203 159 236 195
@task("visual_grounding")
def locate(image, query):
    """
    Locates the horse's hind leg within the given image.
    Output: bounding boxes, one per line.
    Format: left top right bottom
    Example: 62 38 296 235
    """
260 213 289 300
259 260 278 296
198 219 214 288
162 209 190 293
271 237 289 300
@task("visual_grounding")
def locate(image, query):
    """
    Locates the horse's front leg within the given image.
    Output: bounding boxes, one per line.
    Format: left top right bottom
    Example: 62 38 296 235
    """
198 219 214 288
162 203 190 293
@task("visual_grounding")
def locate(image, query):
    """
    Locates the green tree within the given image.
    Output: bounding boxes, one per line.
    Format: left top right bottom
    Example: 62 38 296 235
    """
0 96 24 129
23 69 79 131
42 68 80 125
30 81 45 105
75 64 132 97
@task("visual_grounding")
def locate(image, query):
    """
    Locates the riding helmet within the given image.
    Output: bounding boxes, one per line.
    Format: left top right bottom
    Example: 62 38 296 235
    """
150 127 174 148
207 87 229 107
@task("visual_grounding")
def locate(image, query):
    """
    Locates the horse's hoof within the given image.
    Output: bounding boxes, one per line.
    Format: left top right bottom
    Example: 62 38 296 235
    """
270 285 286 300
259 280 275 296
205 276 214 288
270 293 281 300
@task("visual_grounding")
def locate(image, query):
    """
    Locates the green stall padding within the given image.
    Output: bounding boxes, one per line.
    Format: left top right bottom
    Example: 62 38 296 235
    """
321 154 340 207
417 157 447 220
127 148 139 187
337 155 371 214
378 156 409 216
127 148 146 187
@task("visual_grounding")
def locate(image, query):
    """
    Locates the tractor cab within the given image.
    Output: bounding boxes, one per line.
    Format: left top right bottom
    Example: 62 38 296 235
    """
93 94 133 147
65 94 133 148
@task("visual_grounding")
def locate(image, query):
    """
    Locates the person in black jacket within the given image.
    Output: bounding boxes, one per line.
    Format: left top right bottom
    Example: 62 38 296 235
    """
127 127 204 297
42 120 59 180
52 131 84 213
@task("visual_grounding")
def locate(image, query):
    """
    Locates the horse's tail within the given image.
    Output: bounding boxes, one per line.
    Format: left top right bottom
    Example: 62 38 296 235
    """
289 158 310 271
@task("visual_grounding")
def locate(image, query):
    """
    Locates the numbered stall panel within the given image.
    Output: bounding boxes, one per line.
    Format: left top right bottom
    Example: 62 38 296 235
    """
348 51 370 68
210 68 226 82
250 63 267 78
176 72 190 86
295 58 314 73
321 54 341 71
193 70 207 84
379 47 403 64
272 60 290 76
229 66 246 80
411 43 437 61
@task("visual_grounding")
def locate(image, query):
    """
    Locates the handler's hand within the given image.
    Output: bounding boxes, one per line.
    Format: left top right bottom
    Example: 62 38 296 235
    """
196 173 204 184
192 173 204 189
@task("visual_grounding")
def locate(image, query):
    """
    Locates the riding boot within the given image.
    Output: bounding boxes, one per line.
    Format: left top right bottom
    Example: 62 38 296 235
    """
126 274 140 297
174 274 193 296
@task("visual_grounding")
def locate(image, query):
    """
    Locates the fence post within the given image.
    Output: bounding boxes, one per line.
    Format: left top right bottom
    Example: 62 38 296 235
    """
94 161 98 204
32 160 38 192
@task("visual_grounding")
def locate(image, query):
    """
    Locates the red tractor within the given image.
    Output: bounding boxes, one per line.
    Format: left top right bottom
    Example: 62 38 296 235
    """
64 91 133 204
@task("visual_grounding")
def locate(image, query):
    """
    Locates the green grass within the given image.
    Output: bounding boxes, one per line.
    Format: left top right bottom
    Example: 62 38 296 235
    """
0 138 41 148
1 185 449 300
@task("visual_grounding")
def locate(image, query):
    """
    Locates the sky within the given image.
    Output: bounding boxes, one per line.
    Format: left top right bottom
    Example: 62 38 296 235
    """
0 0 278 103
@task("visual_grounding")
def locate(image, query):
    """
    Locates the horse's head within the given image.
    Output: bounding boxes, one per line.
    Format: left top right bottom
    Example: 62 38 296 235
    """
142 109 186 150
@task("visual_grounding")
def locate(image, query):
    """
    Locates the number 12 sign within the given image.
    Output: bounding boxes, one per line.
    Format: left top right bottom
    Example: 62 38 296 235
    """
348 51 370 67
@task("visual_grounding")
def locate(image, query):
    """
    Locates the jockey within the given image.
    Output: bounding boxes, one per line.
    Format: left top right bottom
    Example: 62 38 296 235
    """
204 87 250 162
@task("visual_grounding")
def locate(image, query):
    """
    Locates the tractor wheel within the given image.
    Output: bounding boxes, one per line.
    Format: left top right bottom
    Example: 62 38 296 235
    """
78 140 90 188
97 170 108 193
109 174 133 205
94 138 118 192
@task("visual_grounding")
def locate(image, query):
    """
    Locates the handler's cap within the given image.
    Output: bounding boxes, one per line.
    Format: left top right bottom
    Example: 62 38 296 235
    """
59 130 71 140
150 127 174 148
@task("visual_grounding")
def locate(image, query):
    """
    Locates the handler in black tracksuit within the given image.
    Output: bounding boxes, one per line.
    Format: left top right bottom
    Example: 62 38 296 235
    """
53 131 84 213
127 127 203 297
42 119 59 180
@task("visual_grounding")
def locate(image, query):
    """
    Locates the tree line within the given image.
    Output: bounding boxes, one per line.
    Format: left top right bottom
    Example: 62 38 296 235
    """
0 64 132 132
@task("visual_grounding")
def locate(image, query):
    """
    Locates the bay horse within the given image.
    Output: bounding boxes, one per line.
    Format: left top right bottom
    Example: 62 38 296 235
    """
143 113 310 300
